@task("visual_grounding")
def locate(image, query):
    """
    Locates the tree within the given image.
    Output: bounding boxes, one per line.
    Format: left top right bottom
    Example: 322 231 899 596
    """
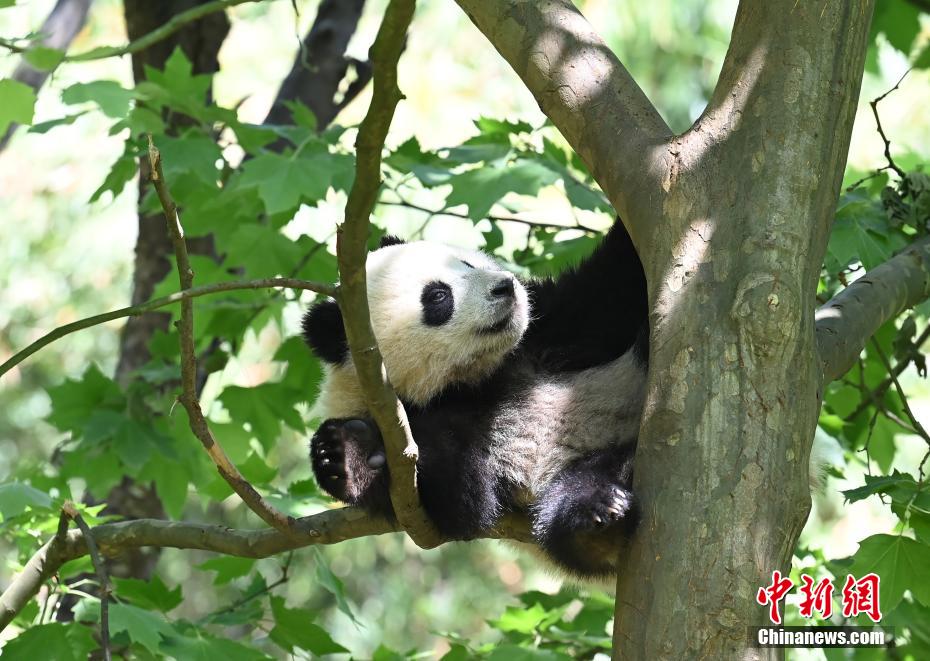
2 0 930 658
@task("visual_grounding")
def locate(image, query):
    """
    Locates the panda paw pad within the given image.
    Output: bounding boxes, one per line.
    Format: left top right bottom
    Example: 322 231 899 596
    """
588 485 634 528
310 418 383 503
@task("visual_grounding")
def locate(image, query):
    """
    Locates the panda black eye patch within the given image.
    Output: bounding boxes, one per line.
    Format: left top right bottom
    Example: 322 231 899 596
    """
421 281 454 326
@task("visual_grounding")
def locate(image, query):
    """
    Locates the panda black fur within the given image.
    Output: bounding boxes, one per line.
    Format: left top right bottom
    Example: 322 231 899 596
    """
301 220 648 578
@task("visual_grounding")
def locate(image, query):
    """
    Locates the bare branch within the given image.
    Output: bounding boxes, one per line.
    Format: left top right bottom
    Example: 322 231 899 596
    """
379 198 597 233
0 510 532 632
870 69 910 180
0 277 334 379
817 238 930 383
336 0 442 549
62 502 110 661
146 137 300 536
32 0 257 62
452 0 671 239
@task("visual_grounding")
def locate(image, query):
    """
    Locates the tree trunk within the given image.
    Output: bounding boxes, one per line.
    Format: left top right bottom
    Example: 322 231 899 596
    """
453 0 876 657
613 2 875 657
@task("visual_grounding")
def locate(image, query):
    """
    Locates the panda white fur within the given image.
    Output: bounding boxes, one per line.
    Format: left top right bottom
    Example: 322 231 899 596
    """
301 221 826 578
302 221 648 577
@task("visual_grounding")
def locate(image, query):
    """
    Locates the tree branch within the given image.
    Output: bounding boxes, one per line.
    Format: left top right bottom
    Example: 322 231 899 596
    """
0 510 532 632
72 0 256 62
61 502 110 661
452 0 671 240
146 137 301 536
817 238 930 383
0 277 335 379
265 0 369 132
336 0 442 549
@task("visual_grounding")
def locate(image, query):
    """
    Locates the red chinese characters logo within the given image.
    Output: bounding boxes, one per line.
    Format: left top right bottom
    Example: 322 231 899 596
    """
799 574 834 619
841 573 883 623
756 570 793 625
757 572 883 624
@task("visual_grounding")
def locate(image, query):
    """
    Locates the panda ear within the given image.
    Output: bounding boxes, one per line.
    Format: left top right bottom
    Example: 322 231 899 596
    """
378 235 406 249
301 299 349 365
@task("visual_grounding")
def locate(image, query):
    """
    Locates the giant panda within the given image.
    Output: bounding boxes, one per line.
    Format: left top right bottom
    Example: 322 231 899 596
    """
301 219 648 577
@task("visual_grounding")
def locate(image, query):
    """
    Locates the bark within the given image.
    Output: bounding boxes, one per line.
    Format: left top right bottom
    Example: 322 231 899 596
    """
456 0 876 657
0 0 92 152
265 0 369 132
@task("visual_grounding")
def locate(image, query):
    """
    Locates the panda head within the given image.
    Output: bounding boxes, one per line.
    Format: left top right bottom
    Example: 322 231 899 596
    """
302 235 530 413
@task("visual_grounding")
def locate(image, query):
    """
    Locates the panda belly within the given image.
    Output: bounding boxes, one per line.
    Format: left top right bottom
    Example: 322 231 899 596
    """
485 349 647 506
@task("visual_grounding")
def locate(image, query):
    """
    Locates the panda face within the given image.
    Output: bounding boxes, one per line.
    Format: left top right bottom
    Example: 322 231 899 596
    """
364 241 530 403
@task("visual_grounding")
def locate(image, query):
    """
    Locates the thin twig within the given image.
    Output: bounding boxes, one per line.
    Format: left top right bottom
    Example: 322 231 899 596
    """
0 0 265 63
869 70 910 180
0 277 334 378
379 198 597 233
869 339 930 448
335 0 442 549
844 324 930 421
146 136 298 536
62 502 110 661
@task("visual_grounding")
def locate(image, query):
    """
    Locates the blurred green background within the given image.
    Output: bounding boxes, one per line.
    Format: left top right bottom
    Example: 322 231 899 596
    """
2 0 930 658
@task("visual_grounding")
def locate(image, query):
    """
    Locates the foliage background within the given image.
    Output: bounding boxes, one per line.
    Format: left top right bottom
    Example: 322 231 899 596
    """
1 0 930 658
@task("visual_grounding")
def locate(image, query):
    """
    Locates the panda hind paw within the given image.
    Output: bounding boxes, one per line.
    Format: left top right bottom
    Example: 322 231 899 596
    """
587 484 634 529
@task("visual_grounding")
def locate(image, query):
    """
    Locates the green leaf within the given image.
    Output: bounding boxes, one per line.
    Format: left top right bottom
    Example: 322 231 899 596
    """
148 454 190 519
24 46 64 71
198 556 256 585
142 47 212 113
269 596 348 655
62 80 134 119
0 623 95 661
28 112 85 134
160 630 272 661
0 79 36 133
492 602 550 634
91 151 138 202
0 0 16 8
238 452 277 485
386 137 453 186
109 603 176 654
312 548 358 623
114 575 183 612
222 223 303 278
446 159 558 220
0 482 52 519
843 472 916 503
239 150 332 215
154 132 223 184
850 534 930 612
871 0 921 55
219 383 305 447
827 190 906 271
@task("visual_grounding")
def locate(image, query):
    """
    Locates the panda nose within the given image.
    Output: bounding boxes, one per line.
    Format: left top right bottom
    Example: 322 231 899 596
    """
490 277 515 299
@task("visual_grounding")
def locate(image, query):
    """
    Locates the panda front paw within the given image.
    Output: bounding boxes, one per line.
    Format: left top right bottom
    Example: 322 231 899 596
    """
310 418 389 510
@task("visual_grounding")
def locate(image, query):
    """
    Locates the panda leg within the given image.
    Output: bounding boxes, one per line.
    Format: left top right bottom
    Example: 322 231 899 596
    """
310 418 392 516
531 443 638 577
